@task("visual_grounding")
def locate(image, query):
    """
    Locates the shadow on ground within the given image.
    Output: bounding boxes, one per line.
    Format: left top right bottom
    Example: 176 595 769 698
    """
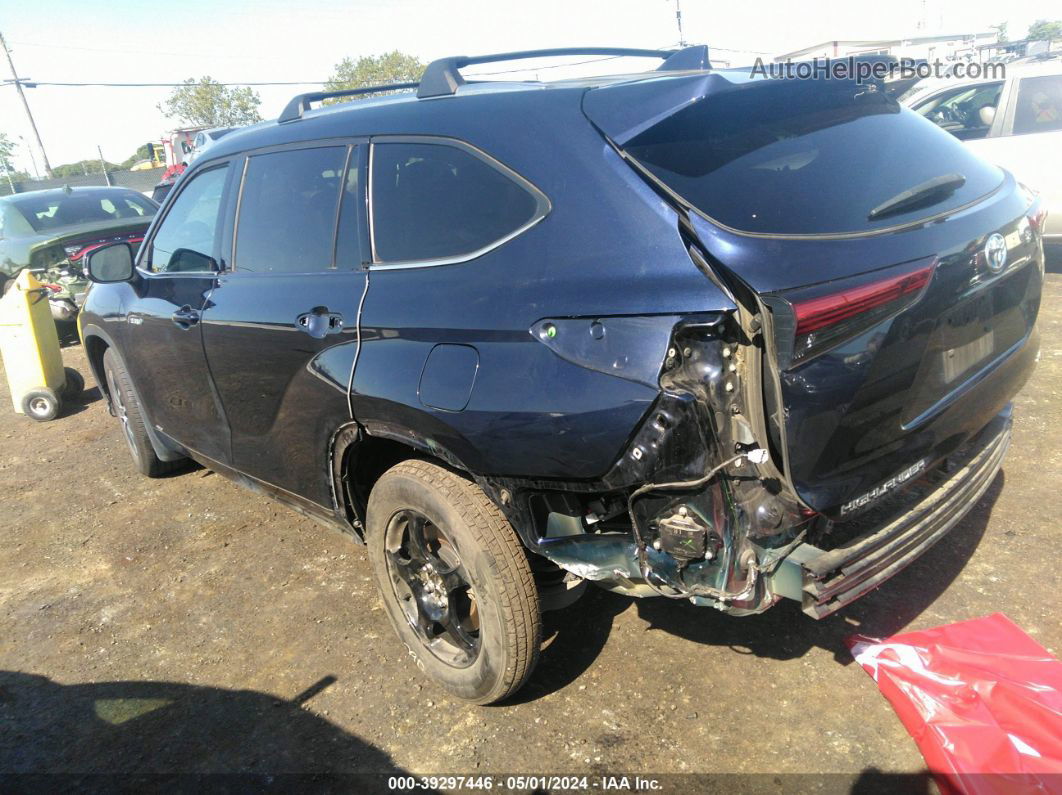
0 671 409 783
517 473 1002 701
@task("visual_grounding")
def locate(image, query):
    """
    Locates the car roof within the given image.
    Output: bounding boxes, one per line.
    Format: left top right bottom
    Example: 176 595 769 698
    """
199 66 757 166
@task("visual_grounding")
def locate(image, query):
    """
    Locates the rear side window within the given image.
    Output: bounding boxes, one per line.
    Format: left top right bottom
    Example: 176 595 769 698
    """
235 146 347 273
1013 75 1062 136
623 80 1004 236
371 141 544 263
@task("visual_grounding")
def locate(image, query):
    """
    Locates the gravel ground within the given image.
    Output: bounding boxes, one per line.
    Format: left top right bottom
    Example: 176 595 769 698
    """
0 271 1059 791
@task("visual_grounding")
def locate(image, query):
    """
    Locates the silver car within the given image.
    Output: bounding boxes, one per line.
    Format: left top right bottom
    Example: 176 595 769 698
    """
903 58 1062 247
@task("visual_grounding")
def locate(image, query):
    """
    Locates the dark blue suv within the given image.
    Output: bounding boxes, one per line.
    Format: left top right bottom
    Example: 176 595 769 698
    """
78 47 1044 703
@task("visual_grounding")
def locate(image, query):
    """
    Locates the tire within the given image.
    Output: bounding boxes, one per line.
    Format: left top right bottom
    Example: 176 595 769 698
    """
102 348 185 477
61 367 85 400
21 388 61 422
366 460 541 704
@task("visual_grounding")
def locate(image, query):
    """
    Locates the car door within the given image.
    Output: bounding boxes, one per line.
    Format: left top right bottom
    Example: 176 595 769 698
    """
121 161 234 464
199 142 368 508
967 73 1062 237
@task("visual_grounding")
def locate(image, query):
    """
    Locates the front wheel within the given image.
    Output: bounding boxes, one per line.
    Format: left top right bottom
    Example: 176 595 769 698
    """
102 349 185 477
366 460 541 704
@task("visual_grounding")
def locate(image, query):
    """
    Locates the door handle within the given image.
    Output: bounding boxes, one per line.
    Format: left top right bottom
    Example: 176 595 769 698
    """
296 307 343 339
172 305 200 329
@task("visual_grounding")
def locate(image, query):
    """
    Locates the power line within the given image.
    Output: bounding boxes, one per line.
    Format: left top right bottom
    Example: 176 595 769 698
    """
8 38 265 60
4 80 329 87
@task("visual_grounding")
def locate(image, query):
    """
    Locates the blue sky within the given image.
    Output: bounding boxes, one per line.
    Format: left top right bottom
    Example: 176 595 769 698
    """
0 0 1052 171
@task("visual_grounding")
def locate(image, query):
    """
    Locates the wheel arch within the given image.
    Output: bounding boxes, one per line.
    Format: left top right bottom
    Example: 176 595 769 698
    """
329 422 483 542
81 325 185 463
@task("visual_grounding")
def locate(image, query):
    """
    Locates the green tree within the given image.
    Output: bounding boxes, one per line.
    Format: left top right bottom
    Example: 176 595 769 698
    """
52 159 120 178
324 51 425 102
159 77 262 128
990 21 1008 43
1027 19 1062 41
0 132 15 174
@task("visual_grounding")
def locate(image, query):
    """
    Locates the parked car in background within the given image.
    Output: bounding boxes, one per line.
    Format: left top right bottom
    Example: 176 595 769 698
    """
79 46 1043 704
904 58 1062 251
151 129 237 205
186 127 235 165
0 186 158 324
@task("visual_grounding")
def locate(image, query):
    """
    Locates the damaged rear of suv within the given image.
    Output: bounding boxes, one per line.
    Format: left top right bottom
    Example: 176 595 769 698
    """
80 47 1044 704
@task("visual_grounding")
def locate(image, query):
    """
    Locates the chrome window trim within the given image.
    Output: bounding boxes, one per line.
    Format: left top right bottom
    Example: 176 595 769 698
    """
366 134 551 271
367 140 377 263
229 155 251 271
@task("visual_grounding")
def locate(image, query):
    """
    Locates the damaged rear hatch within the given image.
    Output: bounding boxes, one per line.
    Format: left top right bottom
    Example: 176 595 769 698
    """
584 70 1043 517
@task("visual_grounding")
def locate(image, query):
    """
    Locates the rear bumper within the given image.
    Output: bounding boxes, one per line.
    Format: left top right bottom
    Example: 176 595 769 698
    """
768 410 1011 618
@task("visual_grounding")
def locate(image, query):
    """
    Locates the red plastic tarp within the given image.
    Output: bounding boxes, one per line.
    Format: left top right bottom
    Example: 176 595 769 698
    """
848 613 1062 795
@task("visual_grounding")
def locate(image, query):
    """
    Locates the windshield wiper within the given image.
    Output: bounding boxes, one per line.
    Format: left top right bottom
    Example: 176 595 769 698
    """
867 173 966 221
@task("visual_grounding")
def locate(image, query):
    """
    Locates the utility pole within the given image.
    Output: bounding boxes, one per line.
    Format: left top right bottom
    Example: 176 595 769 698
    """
1 157 15 195
668 0 687 47
20 135 39 180
97 145 112 185
0 30 53 177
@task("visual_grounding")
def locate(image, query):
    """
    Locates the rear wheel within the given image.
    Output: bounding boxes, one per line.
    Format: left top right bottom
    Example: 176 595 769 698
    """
367 460 541 704
102 349 185 477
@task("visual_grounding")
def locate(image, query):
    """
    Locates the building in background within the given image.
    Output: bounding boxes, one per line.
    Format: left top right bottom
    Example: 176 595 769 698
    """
774 32 997 64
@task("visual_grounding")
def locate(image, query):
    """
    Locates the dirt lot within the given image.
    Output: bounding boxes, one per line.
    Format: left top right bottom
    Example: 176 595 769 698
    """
1 272 1060 790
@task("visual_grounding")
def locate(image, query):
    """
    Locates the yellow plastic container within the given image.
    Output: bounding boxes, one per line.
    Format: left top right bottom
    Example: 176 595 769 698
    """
0 270 69 420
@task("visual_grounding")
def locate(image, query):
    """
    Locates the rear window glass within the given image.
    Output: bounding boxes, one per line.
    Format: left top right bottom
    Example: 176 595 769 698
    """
1013 75 1062 136
371 141 542 263
623 80 1004 235
8 190 157 234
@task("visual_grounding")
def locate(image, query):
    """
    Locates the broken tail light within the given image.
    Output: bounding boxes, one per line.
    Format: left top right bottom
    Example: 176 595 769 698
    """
767 259 936 367
1028 206 1048 238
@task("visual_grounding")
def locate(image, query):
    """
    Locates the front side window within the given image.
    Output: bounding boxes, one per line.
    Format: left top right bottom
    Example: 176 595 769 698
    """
234 146 348 273
149 165 228 273
371 141 544 263
1013 75 1062 136
914 82 1004 140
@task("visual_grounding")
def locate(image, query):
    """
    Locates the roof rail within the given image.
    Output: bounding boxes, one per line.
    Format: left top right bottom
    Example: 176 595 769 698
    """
417 45 710 98
278 82 419 123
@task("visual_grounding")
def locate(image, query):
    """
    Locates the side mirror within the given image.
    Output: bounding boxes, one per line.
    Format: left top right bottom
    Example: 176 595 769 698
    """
84 241 135 283
979 105 996 127
166 248 218 273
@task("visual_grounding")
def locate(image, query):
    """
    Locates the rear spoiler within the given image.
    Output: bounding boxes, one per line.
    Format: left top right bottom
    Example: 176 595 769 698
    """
278 45 713 121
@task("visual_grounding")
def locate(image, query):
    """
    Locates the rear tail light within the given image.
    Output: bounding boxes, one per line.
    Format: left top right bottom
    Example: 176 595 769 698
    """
767 259 936 367
74 236 145 264
1028 207 1048 237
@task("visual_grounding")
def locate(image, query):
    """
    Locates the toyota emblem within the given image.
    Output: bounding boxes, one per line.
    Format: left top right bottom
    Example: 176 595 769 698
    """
984 233 1007 273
